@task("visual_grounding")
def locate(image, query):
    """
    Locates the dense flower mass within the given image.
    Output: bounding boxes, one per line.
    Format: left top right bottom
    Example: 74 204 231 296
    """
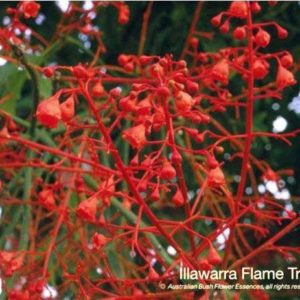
0 1 299 299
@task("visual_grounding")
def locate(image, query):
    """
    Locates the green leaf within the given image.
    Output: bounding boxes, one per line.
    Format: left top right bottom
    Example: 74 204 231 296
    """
106 245 124 278
38 73 52 98
0 63 27 114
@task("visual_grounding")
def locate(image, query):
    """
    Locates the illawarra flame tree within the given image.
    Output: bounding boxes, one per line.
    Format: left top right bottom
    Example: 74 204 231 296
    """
0 1 299 299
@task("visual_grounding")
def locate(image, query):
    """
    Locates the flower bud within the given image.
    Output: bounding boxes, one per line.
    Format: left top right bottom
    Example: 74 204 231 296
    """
198 259 212 271
171 149 182 164
211 13 222 27
21 1 40 19
207 246 222 265
92 233 108 250
276 65 296 89
212 59 229 85
119 96 136 112
186 80 199 94
172 189 185 207
220 20 230 33
150 186 160 202
189 37 199 48
160 161 176 180
139 55 153 65
255 29 270 48
156 86 170 98
77 196 98 222
277 26 288 39
228 1 248 19
136 96 152 115
233 27 246 40
60 96 75 122
38 189 56 211
72 64 90 79
36 94 61 128
122 124 147 149
42 66 55 78
92 82 105 97
280 53 293 68
207 167 225 188
253 59 269 79
251 2 261 13
118 54 131 66
176 91 195 112
206 153 219 169
118 4 130 24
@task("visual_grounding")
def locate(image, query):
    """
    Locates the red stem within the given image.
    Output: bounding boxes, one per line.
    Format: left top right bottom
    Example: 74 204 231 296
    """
80 80 197 269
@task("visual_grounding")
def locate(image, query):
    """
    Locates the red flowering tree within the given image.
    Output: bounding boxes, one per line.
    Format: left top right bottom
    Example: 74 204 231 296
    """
0 1 299 299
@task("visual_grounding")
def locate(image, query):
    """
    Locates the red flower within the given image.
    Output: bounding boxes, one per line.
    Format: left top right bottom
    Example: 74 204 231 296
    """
118 54 132 66
277 26 288 39
42 66 55 78
211 13 222 27
280 53 293 68
212 59 229 85
186 80 199 94
92 233 108 250
263 168 279 182
253 59 269 79
189 37 199 48
76 196 98 222
124 61 135 72
171 149 182 164
207 246 222 265
251 2 261 13
122 124 146 149
228 1 248 19
72 64 90 79
172 188 185 207
255 29 271 48
119 95 136 112
136 96 152 115
206 153 219 169
150 185 160 201
198 259 212 271
92 82 105 97
233 27 246 40
276 66 296 89
160 161 176 180
139 55 154 65
152 108 165 131
60 96 75 122
175 91 195 112
36 94 61 128
0 251 23 276
38 188 56 211
220 20 230 34
99 175 115 205
21 1 40 19
118 4 130 25
207 167 225 188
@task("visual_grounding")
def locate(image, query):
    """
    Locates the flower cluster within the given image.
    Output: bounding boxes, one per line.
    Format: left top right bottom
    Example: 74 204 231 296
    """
0 1 299 299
